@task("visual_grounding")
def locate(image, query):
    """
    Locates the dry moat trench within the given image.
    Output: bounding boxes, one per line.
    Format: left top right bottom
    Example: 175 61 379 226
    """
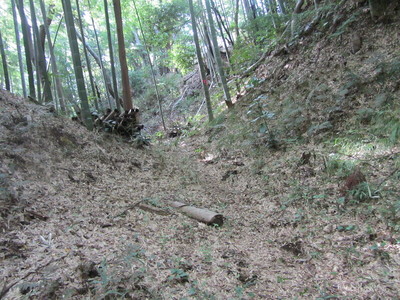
1 89 399 299
2 7 400 296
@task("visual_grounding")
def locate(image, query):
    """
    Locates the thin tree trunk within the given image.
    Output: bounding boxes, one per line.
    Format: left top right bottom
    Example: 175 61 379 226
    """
29 0 52 103
234 0 240 40
204 0 233 109
267 0 277 28
39 0 66 112
212 3 234 46
212 1 231 65
62 0 93 130
188 0 214 121
11 0 26 97
243 0 254 22
132 0 166 130
113 0 133 111
28 0 42 102
276 0 287 14
0 31 11 91
104 0 121 110
75 0 98 111
250 0 259 18
17 0 36 99
202 25 215 62
87 0 110 110
198 24 216 82
76 31 115 104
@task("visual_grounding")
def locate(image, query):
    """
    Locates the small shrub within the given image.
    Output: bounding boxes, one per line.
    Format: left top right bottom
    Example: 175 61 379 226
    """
348 182 370 202
325 158 355 177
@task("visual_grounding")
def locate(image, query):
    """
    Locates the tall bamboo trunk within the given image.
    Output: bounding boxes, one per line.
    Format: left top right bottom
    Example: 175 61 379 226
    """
11 0 26 97
188 0 214 121
113 0 133 111
87 2 110 110
205 0 233 109
39 0 66 112
17 0 36 99
62 0 93 130
0 31 11 91
29 0 52 103
104 0 120 110
75 0 98 111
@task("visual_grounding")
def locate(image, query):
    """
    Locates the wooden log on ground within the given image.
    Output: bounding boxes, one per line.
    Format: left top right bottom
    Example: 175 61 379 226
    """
169 201 223 226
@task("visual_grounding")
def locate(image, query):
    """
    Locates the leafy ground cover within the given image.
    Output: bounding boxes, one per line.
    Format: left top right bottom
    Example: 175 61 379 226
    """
1 3 400 299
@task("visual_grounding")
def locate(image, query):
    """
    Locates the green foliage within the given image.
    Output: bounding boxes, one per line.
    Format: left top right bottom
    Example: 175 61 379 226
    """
325 157 355 177
153 130 165 140
375 59 400 84
246 94 279 149
129 68 149 95
231 38 262 70
135 0 189 49
138 72 181 113
90 259 127 297
348 182 370 202
369 109 400 145
183 114 205 136
241 13 287 45
329 11 361 38
168 35 196 74
337 224 357 232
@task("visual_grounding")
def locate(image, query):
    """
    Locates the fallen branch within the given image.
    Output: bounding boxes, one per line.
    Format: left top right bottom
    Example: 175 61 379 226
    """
137 203 171 216
113 200 144 218
241 50 272 78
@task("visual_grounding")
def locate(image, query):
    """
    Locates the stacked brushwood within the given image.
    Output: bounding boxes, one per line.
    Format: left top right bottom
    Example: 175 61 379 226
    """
73 108 144 138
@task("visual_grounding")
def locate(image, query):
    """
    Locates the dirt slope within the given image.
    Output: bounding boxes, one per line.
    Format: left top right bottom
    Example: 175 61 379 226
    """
1 3 400 300
0 90 399 300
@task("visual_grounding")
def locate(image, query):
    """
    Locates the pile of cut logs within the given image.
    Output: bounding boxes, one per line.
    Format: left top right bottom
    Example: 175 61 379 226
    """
74 108 143 137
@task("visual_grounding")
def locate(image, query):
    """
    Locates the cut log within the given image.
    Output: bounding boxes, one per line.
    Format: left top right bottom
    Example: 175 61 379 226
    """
169 201 223 226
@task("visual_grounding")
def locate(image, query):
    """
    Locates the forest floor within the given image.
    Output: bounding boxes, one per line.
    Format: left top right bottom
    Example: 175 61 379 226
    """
1 3 400 300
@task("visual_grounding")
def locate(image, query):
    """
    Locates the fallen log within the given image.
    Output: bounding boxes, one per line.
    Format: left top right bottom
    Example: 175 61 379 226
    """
113 200 224 226
169 201 223 226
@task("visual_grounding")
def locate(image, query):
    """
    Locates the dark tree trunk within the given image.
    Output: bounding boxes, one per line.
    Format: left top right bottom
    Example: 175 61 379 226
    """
29 0 52 103
11 0 26 97
62 0 93 130
17 0 36 99
0 31 11 91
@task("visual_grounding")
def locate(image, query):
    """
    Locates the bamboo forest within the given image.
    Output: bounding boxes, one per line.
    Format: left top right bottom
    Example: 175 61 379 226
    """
1 0 400 298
